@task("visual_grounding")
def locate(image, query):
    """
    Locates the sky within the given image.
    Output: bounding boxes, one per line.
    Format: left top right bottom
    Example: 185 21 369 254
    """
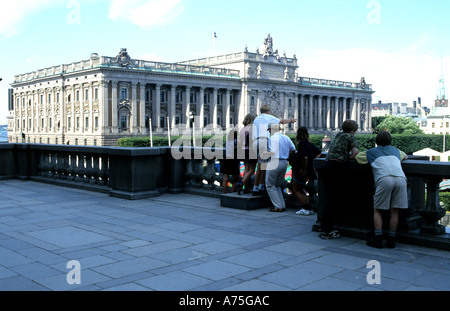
1 0 449 125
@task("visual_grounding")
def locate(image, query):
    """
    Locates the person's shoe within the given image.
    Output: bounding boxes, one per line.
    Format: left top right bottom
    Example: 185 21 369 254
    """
319 230 340 239
296 208 312 216
386 236 396 248
367 235 383 249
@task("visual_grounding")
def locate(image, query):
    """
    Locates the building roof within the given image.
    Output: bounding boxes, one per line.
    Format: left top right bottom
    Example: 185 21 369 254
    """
428 106 450 118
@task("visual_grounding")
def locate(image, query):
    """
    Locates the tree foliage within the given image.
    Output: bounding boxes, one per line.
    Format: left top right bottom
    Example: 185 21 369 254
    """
375 115 423 135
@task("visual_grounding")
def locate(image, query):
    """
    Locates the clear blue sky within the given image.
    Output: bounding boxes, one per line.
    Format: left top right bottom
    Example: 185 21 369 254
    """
1 0 449 124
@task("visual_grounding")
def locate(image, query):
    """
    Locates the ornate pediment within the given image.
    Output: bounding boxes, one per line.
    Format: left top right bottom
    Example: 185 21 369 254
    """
113 48 132 67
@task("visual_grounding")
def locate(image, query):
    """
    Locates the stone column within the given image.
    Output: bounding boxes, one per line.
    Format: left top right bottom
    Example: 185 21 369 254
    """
281 92 288 120
139 82 146 133
342 97 347 124
70 86 76 134
100 80 109 133
225 89 231 129
299 94 304 127
199 87 205 129
184 86 191 129
212 88 218 129
365 99 370 132
326 96 331 130
335 97 340 130
155 84 161 132
170 85 176 130
367 98 372 132
308 95 313 129
89 82 95 134
294 93 299 131
236 89 243 126
111 81 118 134
318 95 323 129
351 97 357 121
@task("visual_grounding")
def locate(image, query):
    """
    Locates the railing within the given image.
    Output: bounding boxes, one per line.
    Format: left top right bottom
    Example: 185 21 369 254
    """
0 144 449 250
13 56 241 83
299 77 373 91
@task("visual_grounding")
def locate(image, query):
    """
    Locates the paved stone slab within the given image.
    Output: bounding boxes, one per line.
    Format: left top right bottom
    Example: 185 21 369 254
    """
24 226 113 248
1 180 450 292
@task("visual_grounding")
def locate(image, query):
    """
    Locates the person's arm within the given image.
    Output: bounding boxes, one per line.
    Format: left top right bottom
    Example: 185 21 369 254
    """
280 118 296 124
349 147 359 159
355 151 368 164
400 150 408 161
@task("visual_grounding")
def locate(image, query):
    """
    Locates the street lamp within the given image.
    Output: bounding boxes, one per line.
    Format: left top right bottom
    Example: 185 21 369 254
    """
189 112 195 147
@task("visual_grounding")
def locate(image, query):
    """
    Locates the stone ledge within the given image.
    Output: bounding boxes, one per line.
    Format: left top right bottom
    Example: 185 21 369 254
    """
220 192 273 210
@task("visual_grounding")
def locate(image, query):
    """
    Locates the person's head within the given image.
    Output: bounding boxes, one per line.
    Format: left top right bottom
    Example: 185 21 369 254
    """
375 131 392 147
341 120 358 134
296 126 311 144
260 105 271 114
242 113 256 126
267 122 280 134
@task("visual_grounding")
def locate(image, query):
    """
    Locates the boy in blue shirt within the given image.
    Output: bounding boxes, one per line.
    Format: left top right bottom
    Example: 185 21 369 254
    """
356 131 408 248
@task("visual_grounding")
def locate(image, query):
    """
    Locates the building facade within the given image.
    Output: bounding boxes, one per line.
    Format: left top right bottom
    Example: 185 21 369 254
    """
8 35 374 146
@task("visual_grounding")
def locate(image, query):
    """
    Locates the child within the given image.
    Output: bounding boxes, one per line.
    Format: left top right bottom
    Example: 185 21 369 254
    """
356 131 408 248
319 120 359 239
289 127 322 216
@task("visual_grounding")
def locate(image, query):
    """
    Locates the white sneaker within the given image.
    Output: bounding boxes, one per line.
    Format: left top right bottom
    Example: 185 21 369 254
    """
296 208 312 216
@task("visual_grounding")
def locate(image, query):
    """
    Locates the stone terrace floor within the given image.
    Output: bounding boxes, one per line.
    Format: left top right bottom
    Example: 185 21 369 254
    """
0 180 449 292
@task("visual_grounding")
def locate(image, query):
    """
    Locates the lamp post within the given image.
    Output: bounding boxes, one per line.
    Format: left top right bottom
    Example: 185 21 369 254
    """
189 112 195 147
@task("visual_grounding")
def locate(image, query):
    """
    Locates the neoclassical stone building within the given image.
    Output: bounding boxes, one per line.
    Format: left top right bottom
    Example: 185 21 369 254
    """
8 35 374 146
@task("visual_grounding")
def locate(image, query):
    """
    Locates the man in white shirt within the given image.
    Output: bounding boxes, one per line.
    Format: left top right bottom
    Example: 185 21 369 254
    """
252 105 296 196
264 123 296 212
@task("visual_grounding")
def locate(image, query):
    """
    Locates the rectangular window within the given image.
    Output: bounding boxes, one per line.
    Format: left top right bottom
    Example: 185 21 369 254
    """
56 93 60 103
76 116 80 129
85 117 89 129
94 88 98 100
85 89 89 101
121 88 127 101
76 90 80 102
94 116 99 129
68 116 71 129
48 94 51 104
48 117 52 129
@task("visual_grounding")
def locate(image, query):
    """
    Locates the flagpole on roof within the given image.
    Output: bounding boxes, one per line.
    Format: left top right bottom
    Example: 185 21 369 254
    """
213 31 216 55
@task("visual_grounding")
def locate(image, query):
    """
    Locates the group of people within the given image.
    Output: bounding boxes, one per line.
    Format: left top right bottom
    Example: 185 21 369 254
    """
220 105 409 249
220 104 321 216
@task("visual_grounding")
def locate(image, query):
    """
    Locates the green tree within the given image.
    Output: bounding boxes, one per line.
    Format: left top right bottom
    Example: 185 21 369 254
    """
375 115 423 135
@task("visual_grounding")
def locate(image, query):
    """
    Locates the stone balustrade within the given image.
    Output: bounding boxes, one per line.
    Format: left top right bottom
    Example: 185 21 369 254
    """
13 57 241 83
0 144 448 250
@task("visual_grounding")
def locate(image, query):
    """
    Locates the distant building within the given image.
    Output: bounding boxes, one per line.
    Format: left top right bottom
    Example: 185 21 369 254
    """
371 98 426 119
421 106 450 135
8 35 374 146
